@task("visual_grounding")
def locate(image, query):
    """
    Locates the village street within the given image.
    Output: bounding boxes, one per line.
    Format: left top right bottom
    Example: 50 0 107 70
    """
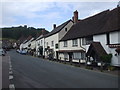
5 50 118 89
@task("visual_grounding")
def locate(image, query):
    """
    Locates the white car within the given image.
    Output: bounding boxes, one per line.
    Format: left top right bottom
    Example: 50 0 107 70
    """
0 49 5 56
20 50 27 55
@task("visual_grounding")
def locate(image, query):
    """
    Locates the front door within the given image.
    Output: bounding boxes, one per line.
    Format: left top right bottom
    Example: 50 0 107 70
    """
56 51 58 60
68 52 73 62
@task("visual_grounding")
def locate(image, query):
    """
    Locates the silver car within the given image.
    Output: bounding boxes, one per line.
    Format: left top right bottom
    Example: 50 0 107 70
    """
0 49 5 56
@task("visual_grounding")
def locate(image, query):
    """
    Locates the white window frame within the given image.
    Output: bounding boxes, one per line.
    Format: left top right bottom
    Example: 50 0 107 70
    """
72 39 78 47
73 53 81 59
82 38 86 45
51 41 54 47
64 41 67 47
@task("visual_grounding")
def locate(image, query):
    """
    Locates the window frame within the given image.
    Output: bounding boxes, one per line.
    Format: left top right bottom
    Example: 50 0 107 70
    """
64 41 68 47
72 39 78 47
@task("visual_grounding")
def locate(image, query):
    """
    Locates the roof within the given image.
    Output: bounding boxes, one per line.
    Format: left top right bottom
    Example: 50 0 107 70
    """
23 36 33 44
116 48 120 53
86 42 107 57
60 7 120 41
44 19 73 38
17 36 26 44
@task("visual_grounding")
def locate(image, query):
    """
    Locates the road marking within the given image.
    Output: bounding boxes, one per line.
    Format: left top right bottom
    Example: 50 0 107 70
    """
9 84 15 90
9 71 13 75
9 67 12 71
9 75 13 80
9 64 12 68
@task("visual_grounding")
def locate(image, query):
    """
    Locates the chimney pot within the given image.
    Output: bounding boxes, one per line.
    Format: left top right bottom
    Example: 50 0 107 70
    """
53 24 56 29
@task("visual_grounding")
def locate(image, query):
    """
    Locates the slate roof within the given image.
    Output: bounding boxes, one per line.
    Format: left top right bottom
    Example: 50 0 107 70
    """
23 36 33 44
86 42 107 57
60 7 120 41
44 19 73 38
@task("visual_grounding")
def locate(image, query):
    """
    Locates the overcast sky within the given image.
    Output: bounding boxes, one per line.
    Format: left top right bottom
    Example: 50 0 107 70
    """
1 0 119 31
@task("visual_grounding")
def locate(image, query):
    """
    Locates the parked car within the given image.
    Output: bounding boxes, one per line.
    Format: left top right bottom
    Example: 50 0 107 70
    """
0 49 6 56
19 50 27 55
16 49 20 53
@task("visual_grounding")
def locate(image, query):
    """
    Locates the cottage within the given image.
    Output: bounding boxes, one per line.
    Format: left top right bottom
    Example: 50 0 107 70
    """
44 19 73 59
35 29 49 57
20 36 33 51
60 7 120 67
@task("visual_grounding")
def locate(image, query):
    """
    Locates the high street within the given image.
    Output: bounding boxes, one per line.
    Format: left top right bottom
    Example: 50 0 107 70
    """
8 50 118 88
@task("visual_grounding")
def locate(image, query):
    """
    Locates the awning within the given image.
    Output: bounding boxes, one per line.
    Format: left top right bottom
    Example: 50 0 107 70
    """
58 49 85 53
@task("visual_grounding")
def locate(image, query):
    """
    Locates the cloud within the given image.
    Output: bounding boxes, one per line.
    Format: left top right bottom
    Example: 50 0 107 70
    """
1 1 118 31
2 0 120 2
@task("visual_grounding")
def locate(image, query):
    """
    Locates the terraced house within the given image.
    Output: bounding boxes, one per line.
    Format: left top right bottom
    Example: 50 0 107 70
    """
35 29 49 57
59 6 120 67
44 20 74 59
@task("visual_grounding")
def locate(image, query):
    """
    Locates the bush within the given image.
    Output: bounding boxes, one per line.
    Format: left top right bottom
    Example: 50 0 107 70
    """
100 54 112 63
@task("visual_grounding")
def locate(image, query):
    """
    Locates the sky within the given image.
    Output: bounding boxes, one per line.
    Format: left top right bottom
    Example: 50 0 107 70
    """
1 0 120 31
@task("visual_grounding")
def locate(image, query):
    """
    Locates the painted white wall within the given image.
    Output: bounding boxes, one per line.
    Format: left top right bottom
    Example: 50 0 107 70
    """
59 38 85 62
30 40 36 49
20 38 34 50
93 32 120 66
59 39 84 51
110 31 120 44
36 37 45 56
59 53 69 61
44 21 73 59
45 33 59 58
110 48 120 66
93 34 110 53
59 21 73 40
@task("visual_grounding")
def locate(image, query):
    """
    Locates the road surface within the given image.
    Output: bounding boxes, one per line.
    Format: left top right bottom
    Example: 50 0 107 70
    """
8 50 119 88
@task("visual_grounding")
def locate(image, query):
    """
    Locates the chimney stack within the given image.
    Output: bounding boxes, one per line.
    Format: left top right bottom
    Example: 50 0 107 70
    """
41 28 45 35
53 24 56 29
73 10 78 24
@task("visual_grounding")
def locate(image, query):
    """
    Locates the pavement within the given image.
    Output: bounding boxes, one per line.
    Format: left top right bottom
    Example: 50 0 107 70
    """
7 50 119 89
2 53 10 89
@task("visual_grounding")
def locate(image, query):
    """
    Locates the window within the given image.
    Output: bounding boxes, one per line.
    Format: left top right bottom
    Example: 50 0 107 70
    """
64 41 67 47
73 53 81 59
46 42 48 46
79 38 81 46
65 28 67 32
82 38 86 45
55 44 58 49
72 39 78 46
106 33 110 44
81 52 86 59
51 41 54 46
64 53 68 59
86 36 93 45
82 36 93 45
41 40 43 45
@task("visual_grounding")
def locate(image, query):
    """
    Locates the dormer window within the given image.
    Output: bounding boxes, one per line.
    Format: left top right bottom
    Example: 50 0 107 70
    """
65 28 67 32
51 41 54 47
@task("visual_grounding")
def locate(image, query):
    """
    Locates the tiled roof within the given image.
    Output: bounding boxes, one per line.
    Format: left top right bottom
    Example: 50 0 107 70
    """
44 19 73 38
60 7 120 41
